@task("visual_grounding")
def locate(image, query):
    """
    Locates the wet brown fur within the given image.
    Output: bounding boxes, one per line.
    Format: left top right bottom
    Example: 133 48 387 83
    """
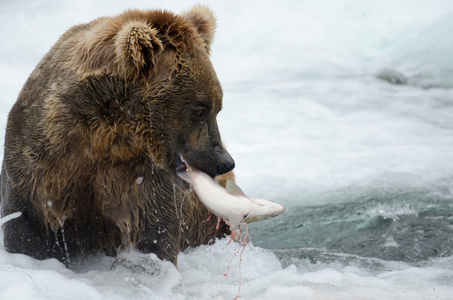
1 6 234 266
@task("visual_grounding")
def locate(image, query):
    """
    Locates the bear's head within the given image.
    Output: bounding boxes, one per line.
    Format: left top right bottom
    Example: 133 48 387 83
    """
110 6 235 188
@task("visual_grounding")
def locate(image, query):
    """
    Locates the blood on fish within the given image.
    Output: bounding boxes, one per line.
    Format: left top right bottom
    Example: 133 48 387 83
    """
216 217 222 230
204 212 212 223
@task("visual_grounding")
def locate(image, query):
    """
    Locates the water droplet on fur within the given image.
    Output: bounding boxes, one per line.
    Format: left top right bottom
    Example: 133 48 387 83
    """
180 191 186 227
173 184 179 220
135 176 143 185
153 240 157 244
55 223 71 266
47 201 52 207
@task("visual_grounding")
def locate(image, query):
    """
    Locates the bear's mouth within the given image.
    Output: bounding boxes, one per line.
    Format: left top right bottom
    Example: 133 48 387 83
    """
175 155 188 173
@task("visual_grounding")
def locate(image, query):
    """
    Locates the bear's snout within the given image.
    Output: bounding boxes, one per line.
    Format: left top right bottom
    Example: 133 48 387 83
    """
215 148 235 176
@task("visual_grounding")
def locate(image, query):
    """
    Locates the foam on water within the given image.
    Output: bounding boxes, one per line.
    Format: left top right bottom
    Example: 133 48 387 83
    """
221 78 453 200
1 0 453 299
1 227 453 300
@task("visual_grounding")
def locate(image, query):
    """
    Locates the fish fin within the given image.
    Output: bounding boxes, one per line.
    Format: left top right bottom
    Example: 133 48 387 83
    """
227 212 244 229
226 180 247 197
247 197 265 206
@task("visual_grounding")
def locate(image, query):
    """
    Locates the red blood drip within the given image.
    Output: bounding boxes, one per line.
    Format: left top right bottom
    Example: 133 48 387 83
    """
223 224 251 300
216 217 222 230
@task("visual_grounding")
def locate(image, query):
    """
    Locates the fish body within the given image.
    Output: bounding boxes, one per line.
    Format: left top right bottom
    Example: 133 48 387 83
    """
177 168 285 228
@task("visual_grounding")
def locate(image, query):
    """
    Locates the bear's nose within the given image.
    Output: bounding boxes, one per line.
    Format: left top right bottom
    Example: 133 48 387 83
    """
216 151 235 175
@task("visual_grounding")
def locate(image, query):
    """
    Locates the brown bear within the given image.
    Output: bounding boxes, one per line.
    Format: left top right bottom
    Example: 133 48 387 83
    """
0 5 235 267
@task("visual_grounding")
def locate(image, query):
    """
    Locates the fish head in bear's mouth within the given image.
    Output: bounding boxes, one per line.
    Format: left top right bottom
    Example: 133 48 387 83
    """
175 154 189 174
173 148 235 190
174 155 191 190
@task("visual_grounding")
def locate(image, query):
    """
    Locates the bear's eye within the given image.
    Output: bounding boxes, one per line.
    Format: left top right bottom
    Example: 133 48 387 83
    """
196 107 208 119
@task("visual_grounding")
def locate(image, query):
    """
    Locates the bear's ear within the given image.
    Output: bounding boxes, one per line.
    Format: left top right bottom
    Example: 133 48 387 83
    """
183 5 216 52
114 20 164 80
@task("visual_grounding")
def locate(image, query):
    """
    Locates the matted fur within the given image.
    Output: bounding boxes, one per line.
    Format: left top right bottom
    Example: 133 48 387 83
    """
1 6 234 267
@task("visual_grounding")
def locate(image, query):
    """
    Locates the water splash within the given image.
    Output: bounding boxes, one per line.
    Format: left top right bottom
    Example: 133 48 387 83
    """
58 219 71 265
147 99 153 147
0 211 22 226
180 191 187 229
135 177 143 185
173 183 179 220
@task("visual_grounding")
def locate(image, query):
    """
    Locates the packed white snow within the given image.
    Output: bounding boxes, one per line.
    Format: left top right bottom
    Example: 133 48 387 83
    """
1 0 453 299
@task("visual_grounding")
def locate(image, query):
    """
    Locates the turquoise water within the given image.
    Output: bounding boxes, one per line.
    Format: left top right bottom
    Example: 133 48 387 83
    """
252 188 453 265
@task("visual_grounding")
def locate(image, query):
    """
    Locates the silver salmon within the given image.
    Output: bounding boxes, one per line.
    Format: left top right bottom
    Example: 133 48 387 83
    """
177 167 286 228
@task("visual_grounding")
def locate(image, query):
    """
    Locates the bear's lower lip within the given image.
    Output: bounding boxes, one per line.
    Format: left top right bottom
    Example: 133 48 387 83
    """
175 155 188 173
